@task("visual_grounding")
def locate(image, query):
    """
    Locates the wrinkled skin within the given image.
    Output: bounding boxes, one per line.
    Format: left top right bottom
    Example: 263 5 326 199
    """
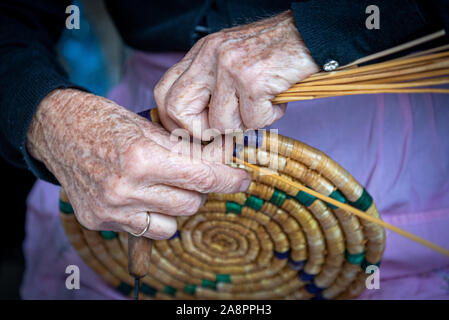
26 10 319 239
155 10 319 135
26 89 250 239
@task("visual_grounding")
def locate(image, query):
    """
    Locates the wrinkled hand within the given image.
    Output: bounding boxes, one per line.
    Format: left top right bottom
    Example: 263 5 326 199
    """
155 10 318 134
26 89 250 239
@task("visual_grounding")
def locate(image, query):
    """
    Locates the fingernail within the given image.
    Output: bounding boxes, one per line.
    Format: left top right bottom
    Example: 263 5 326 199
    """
239 179 251 192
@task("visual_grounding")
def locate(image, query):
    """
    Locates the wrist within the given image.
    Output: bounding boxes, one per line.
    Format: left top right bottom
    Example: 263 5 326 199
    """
284 10 319 71
26 88 88 178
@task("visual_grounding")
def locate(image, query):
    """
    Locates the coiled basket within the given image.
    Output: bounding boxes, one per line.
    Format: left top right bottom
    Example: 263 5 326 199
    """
60 109 386 300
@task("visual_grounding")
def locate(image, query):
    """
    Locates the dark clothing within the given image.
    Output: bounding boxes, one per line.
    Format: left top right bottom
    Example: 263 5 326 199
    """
0 0 447 183
292 0 448 67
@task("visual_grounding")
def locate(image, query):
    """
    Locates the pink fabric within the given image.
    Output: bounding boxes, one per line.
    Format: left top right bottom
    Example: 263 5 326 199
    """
21 51 449 299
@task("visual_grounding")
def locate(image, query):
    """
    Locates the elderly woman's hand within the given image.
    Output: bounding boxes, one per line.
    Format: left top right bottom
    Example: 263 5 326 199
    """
26 89 250 239
154 10 319 134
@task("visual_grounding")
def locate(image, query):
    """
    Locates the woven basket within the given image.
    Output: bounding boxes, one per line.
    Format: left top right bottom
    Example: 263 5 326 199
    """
59 109 386 300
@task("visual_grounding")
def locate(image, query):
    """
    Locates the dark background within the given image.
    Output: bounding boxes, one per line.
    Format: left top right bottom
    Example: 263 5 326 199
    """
0 159 35 299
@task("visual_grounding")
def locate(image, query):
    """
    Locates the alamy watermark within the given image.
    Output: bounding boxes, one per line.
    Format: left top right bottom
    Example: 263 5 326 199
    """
365 265 380 289
366 5 380 30
65 5 80 30
168 118 281 174
65 264 80 290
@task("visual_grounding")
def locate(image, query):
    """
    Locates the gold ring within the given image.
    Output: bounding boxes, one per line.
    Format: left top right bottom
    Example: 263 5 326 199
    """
129 212 151 237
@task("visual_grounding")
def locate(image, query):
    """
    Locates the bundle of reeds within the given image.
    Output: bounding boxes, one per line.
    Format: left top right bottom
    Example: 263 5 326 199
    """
272 47 449 104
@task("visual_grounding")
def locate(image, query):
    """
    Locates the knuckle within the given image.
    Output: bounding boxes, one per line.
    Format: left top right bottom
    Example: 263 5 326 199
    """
240 66 262 90
82 221 97 231
77 214 99 231
191 166 217 192
121 142 147 176
102 178 130 207
122 143 142 165
165 96 181 118
204 31 226 50
94 209 109 223
154 65 181 105
218 46 241 69
179 195 203 216
245 111 272 130
166 191 203 216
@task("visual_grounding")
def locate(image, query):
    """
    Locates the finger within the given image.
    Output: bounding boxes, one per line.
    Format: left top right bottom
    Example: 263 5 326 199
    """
135 118 181 151
124 211 177 240
201 130 236 165
151 151 251 194
132 184 207 217
208 67 244 132
164 65 212 136
163 34 226 135
128 135 251 194
271 103 288 124
155 37 207 132
239 97 286 129
148 122 235 165
154 60 192 132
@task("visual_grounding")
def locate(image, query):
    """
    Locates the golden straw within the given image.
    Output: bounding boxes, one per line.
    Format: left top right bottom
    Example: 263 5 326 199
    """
271 49 449 104
234 158 449 258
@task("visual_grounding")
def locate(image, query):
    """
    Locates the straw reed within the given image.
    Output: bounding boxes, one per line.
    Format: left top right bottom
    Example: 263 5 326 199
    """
272 49 449 104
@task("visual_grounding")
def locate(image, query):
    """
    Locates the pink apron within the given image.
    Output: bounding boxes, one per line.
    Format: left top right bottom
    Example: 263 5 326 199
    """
21 51 449 299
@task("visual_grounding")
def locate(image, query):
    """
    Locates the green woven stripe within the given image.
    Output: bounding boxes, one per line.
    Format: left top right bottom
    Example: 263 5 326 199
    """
295 190 316 207
345 251 365 265
226 201 242 214
201 279 217 290
327 189 347 209
59 199 74 214
270 188 287 207
183 284 197 295
140 283 157 297
350 188 373 211
116 282 133 296
244 195 264 211
163 285 177 296
100 231 118 240
216 274 231 283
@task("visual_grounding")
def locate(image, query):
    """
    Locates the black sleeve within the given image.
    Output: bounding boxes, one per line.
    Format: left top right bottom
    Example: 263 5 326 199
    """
0 0 85 184
104 0 209 51
291 0 448 69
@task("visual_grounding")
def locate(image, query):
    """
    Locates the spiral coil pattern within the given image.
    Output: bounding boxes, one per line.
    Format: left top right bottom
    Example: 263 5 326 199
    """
60 109 386 299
